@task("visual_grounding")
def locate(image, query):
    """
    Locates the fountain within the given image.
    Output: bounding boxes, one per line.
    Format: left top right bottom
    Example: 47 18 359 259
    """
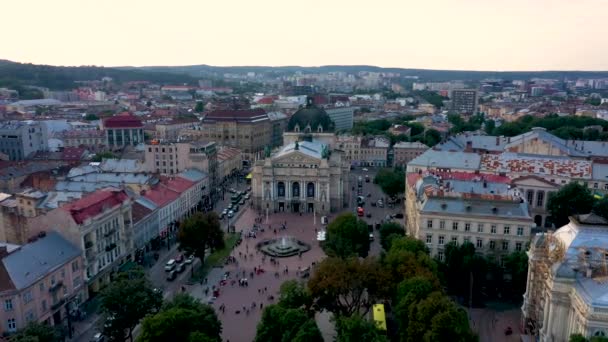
256 236 311 258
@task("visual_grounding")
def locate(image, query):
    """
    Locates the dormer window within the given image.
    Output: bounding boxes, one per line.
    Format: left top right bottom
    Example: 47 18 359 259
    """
317 125 323 133
294 124 300 133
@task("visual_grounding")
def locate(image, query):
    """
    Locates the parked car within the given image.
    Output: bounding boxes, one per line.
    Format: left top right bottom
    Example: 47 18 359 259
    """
227 210 234 218
395 213 404 219
369 232 374 241
229 188 236 193
371 202 377 207
175 254 184 263
164 259 176 272
91 333 105 342
233 205 239 212
366 213 372 218
239 199 245 205
228 204 233 210
362 168 368 171
166 270 177 281
244 193 250 200
176 263 185 273
185 255 194 264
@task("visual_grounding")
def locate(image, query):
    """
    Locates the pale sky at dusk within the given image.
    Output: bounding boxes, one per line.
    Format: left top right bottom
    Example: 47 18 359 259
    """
3 0 607 71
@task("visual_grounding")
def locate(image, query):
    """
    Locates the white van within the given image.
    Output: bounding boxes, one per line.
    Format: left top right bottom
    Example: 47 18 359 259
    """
164 259 176 272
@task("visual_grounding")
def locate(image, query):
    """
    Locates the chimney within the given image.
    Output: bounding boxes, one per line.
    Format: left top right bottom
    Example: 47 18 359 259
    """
465 141 473 152
496 136 500 146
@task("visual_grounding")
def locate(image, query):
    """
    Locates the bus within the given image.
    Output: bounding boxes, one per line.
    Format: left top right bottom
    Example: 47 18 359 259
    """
357 207 364 217
372 304 387 332
231 192 242 205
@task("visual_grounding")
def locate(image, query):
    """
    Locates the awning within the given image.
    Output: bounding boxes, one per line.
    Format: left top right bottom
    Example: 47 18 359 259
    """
245 173 252 180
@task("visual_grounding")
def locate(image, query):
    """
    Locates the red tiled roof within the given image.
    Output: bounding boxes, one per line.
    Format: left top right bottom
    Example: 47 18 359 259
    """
59 129 104 139
131 201 153 224
61 147 86 161
143 185 179 207
62 189 129 225
160 176 195 193
256 97 276 105
104 114 143 128
430 171 511 184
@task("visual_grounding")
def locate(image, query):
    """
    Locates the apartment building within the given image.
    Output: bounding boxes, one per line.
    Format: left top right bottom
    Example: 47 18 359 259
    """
0 232 85 335
393 141 429 168
57 129 105 148
30 188 133 294
184 109 272 160
217 147 243 181
155 119 198 141
0 121 48 161
406 173 534 261
450 89 478 114
360 136 390 167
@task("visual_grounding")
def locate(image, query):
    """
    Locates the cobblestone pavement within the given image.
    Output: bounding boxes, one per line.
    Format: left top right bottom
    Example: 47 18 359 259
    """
470 308 522 342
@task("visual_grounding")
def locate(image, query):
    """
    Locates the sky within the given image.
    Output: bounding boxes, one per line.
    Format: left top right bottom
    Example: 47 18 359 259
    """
2 0 607 71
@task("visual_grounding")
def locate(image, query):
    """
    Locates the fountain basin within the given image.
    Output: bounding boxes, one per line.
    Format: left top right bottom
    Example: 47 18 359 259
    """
256 236 311 258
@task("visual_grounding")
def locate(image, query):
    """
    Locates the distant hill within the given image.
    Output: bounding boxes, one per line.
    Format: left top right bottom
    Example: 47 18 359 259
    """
124 64 608 82
0 60 197 91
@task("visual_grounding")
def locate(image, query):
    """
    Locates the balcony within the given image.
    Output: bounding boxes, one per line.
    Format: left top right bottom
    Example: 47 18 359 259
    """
86 250 96 261
49 280 63 293
51 298 65 311
104 228 116 237
105 243 117 252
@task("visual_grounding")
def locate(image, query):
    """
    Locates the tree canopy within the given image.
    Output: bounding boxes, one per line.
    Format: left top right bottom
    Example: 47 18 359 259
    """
323 213 370 258
254 304 323 342
11 322 63 342
179 212 225 264
374 168 405 198
138 293 222 342
379 222 406 250
100 266 163 342
335 315 388 342
547 182 596 227
491 114 608 141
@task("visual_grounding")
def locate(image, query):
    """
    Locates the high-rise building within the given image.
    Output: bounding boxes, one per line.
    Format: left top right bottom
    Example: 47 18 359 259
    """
450 89 478 114
325 106 355 131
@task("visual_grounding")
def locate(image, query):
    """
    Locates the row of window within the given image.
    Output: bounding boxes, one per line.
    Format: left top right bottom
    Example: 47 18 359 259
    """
426 220 526 236
425 234 523 251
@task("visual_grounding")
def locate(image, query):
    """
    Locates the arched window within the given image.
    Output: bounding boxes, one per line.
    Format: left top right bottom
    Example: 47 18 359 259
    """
277 182 285 197
307 182 315 198
594 330 606 337
292 182 300 197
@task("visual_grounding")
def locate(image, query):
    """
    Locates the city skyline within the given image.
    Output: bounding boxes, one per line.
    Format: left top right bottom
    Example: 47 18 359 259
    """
3 0 608 71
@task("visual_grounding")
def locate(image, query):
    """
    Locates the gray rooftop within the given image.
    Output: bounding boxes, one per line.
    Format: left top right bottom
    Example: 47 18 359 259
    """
98 159 144 173
393 141 429 149
408 150 481 171
178 169 208 182
421 197 532 221
2 232 81 290
274 140 326 160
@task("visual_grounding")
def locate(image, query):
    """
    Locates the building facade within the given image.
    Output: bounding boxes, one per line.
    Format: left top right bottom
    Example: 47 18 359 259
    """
522 214 608 341
393 141 429 168
103 114 144 148
155 119 198 141
325 106 355 131
0 121 48 161
450 89 478 114
0 233 85 335
217 147 243 181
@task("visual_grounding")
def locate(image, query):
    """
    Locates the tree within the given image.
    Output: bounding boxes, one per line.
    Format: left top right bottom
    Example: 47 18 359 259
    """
178 212 225 265
547 182 596 227
138 293 222 342
503 251 529 300
84 113 99 121
440 242 487 305
484 119 496 134
278 280 313 313
374 168 405 198
254 304 322 342
323 213 370 258
194 101 205 113
593 197 608 220
335 315 388 342
11 322 63 342
308 257 390 316
92 151 116 162
379 222 405 250
570 334 608 342
101 267 163 342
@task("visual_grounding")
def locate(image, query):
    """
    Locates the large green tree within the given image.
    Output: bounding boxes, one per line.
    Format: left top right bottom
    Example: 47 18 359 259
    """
11 322 63 342
308 257 390 316
254 304 322 342
379 222 405 250
323 213 370 258
277 280 313 313
100 267 163 342
547 182 596 227
335 315 388 342
138 294 222 342
440 242 487 306
374 168 405 198
178 212 225 265
570 333 608 342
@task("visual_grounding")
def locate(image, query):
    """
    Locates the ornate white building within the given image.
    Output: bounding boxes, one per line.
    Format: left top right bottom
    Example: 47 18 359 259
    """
251 99 350 215
522 214 608 341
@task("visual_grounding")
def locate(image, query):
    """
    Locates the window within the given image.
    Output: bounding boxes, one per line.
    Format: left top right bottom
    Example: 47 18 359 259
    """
489 241 496 249
526 190 534 204
452 222 459 231
465 223 471 232
73 276 82 288
477 223 484 233
438 236 445 245
451 236 458 243
7 318 16 332
41 300 47 312
72 260 79 272
439 220 445 229
23 290 32 303
476 239 483 248
503 226 510 235
491 225 497 234
502 241 509 250
536 191 545 207
426 234 433 243
39 282 44 292
26 310 34 322
594 183 599 189
437 251 444 261
516 242 523 251
517 227 524 236
427 220 433 229
463 236 471 243
4 299 13 311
